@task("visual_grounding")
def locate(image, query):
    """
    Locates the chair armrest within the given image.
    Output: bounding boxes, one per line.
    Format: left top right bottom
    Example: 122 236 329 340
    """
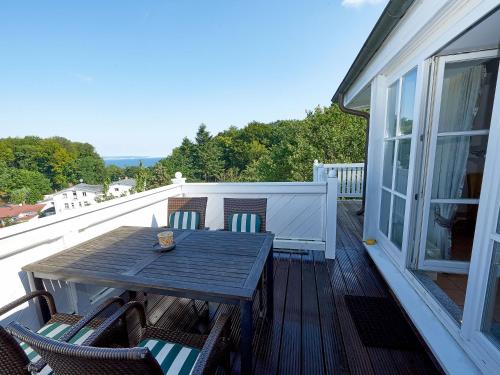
81 301 147 347
59 297 125 342
191 314 231 375
29 297 125 373
0 291 57 318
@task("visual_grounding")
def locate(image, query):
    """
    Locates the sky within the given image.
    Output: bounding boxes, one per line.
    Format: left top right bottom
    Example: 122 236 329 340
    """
0 0 387 157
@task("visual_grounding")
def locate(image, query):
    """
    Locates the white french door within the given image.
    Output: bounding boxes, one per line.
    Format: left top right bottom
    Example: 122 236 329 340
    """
416 50 500 274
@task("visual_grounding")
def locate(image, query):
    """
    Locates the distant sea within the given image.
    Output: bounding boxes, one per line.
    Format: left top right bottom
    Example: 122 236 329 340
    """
103 157 162 168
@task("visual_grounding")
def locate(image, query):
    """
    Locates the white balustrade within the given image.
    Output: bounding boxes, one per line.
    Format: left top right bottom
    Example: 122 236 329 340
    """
0 175 338 327
313 161 364 198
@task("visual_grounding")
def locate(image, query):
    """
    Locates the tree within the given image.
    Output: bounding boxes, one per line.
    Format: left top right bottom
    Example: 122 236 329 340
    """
105 165 125 182
9 187 31 204
134 161 150 193
73 155 105 185
0 136 108 191
0 168 52 204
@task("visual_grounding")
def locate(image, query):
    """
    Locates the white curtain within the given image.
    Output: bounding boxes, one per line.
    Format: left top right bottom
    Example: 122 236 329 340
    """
427 64 484 260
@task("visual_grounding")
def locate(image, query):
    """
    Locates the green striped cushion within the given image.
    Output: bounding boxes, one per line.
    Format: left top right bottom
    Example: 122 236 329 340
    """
229 213 261 233
168 211 200 230
20 322 94 375
139 339 200 375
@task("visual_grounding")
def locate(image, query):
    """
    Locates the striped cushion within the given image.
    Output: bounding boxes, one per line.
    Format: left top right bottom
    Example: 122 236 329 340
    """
20 322 94 375
168 211 200 230
229 213 261 233
139 339 200 375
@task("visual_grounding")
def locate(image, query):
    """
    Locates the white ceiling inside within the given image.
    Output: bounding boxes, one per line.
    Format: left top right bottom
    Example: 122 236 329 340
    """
438 9 500 56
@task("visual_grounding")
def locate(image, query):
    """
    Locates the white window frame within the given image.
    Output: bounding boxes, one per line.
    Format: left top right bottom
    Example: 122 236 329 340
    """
377 65 422 266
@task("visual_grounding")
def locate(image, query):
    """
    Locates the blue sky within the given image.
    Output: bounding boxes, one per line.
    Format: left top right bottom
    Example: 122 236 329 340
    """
0 0 386 157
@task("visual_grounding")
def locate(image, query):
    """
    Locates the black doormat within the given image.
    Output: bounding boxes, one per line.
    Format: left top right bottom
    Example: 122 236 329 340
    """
344 295 419 350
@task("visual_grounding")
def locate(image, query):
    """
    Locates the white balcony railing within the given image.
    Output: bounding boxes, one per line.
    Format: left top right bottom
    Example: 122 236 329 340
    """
313 160 364 198
0 177 337 327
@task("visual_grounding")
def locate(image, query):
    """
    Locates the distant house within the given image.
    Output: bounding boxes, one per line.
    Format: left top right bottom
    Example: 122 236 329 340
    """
108 178 136 198
52 183 103 213
50 179 137 213
0 204 44 227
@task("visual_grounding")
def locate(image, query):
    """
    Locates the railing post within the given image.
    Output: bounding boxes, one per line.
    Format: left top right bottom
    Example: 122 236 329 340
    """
313 160 319 182
325 170 337 259
171 172 186 185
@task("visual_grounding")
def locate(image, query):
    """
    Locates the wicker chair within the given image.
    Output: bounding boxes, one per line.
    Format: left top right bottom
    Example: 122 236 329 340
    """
223 198 268 314
168 197 208 229
7 301 231 375
0 290 124 374
223 198 267 232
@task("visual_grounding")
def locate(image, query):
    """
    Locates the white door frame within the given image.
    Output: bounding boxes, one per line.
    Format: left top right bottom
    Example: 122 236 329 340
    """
460 53 500 372
416 49 499 274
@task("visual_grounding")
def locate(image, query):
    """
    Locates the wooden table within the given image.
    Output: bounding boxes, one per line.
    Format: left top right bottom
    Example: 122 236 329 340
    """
23 226 275 375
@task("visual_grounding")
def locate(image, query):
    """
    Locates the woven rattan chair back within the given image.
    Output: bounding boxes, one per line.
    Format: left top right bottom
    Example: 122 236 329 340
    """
0 326 30 374
223 198 267 232
7 322 164 375
168 197 208 229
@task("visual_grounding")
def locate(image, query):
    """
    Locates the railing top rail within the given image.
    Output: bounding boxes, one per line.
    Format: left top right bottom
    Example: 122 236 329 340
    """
318 163 365 168
0 184 182 240
183 181 327 187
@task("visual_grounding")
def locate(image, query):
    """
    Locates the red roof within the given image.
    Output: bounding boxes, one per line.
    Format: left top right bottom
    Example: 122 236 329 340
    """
0 204 44 219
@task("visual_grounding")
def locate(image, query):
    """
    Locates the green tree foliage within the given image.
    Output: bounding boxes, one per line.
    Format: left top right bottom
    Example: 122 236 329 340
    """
105 165 126 182
0 164 52 203
0 136 106 190
134 161 149 193
149 104 365 187
0 104 366 199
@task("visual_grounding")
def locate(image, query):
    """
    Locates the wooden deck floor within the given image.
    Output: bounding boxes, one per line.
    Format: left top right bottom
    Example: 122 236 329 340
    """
141 201 442 374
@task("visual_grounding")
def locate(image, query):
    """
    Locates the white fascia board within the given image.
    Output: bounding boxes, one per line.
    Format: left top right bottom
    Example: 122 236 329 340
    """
344 0 499 106
365 243 481 375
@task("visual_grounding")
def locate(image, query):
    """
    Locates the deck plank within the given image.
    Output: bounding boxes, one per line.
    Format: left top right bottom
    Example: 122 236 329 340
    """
313 250 350 374
301 253 325 375
278 254 302 375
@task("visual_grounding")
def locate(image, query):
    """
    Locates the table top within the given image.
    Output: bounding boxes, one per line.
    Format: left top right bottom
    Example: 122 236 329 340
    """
23 227 274 302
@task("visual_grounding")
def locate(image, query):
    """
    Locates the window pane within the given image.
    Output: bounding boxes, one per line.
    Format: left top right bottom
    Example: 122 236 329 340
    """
382 140 395 188
431 135 488 199
399 69 417 135
380 190 391 236
482 242 500 346
438 58 498 133
390 195 406 250
395 139 411 195
386 81 399 137
424 203 477 261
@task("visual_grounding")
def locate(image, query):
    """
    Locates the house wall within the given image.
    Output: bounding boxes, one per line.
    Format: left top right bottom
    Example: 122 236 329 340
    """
108 184 133 198
346 1 500 373
52 190 99 212
344 0 500 105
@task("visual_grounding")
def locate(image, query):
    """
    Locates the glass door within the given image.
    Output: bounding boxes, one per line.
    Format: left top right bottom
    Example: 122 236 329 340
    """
417 51 499 275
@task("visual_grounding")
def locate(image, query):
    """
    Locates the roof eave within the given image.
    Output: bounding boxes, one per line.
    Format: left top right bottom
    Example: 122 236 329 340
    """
332 0 415 104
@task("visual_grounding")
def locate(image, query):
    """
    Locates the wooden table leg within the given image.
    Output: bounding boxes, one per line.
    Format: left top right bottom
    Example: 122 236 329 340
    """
27 272 51 324
266 246 274 320
240 299 253 375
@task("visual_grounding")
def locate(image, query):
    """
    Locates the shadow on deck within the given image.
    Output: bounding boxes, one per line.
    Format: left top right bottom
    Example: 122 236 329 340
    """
139 201 442 375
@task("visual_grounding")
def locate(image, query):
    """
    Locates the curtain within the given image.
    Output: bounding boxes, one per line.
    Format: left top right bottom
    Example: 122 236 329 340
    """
427 63 484 260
